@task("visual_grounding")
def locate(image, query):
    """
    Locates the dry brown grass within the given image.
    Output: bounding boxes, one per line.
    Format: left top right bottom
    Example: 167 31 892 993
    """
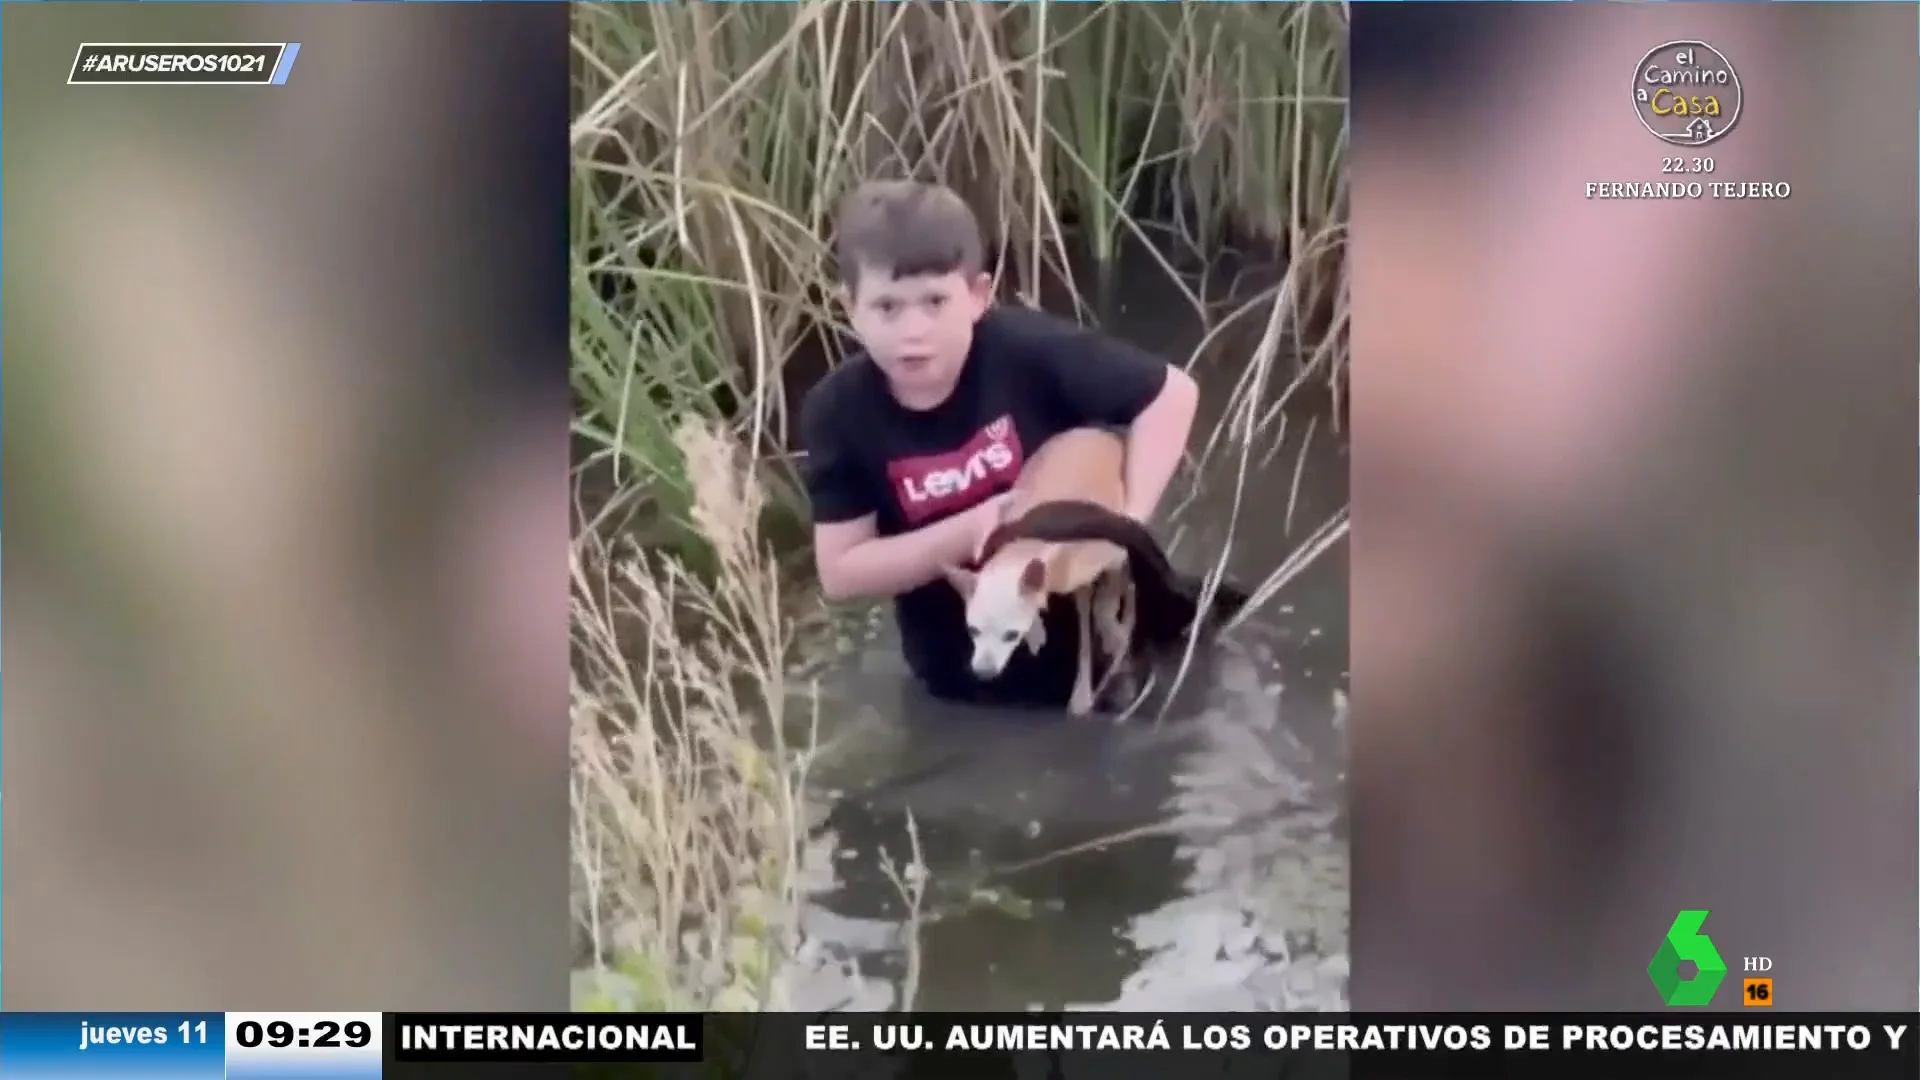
570 420 814 1011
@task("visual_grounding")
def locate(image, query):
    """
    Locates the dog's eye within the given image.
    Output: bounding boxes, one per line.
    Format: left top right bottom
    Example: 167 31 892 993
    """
1002 630 1019 644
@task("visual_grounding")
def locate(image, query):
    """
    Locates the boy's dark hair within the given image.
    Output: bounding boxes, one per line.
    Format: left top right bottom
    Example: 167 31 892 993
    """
832 180 984 293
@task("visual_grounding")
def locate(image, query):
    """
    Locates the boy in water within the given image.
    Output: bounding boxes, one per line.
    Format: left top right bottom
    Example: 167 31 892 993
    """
800 180 1198 708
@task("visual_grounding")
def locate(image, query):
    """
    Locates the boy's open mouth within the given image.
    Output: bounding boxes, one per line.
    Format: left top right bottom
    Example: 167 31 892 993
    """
896 353 933 369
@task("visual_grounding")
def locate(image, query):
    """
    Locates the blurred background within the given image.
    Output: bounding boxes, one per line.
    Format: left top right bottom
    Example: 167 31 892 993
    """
2 4 570 1007
1351 1 1918 1009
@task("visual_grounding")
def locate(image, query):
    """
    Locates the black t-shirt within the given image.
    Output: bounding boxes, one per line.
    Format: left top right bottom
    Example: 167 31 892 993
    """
799 305 1169 705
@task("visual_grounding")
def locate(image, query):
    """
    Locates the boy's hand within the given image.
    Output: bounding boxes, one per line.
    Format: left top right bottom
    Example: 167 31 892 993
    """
940 492 1015 600
966 490 1019 565
941 563 977 598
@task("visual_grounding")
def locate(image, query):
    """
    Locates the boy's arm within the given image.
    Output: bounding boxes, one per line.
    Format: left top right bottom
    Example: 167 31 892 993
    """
1117 364 1199 522
799 381 1004 602
1019 310 1199 522
811 508 1001 602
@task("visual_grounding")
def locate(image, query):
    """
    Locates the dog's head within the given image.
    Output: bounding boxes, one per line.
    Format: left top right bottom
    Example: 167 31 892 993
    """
958 554 1049 678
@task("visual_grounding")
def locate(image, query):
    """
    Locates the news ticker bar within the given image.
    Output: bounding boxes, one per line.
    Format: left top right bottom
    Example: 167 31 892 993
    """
0 1012 1914 1080
67 43 303 86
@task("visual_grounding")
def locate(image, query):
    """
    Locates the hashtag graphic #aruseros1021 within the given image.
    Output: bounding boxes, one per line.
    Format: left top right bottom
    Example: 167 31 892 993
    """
68 43 296 86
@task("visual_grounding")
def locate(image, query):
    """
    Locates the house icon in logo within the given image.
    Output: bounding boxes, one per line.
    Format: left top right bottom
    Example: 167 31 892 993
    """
1687 117 1714 143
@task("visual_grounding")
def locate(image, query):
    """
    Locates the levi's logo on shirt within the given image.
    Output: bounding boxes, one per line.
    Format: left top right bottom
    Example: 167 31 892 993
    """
885 415 1025 525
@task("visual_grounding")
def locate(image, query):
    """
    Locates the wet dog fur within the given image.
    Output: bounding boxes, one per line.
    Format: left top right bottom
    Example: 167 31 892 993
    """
981 499 1248 652
951 428 1137 716
955 429 1252 716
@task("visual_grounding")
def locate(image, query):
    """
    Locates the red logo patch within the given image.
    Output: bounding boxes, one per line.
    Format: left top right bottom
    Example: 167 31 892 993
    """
886 414 1025 525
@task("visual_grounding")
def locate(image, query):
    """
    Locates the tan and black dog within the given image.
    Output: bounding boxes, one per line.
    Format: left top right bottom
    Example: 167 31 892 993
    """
952 428 1249 716
947 428 1138 715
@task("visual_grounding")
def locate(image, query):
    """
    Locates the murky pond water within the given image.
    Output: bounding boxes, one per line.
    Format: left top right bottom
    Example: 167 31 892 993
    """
780 249 1350 1012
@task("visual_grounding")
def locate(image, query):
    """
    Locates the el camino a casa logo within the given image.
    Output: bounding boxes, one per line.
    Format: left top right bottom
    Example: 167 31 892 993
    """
1633 40 1743 147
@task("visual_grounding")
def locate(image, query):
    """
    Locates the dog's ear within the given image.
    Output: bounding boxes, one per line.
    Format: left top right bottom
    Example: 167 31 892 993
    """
1019 556 1047 597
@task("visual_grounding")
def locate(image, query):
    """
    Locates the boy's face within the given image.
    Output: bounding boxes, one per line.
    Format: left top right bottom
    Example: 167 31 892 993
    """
845 266 992 402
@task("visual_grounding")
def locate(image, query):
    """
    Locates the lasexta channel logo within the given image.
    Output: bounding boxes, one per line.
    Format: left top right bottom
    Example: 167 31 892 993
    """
1648 909 1728 1006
